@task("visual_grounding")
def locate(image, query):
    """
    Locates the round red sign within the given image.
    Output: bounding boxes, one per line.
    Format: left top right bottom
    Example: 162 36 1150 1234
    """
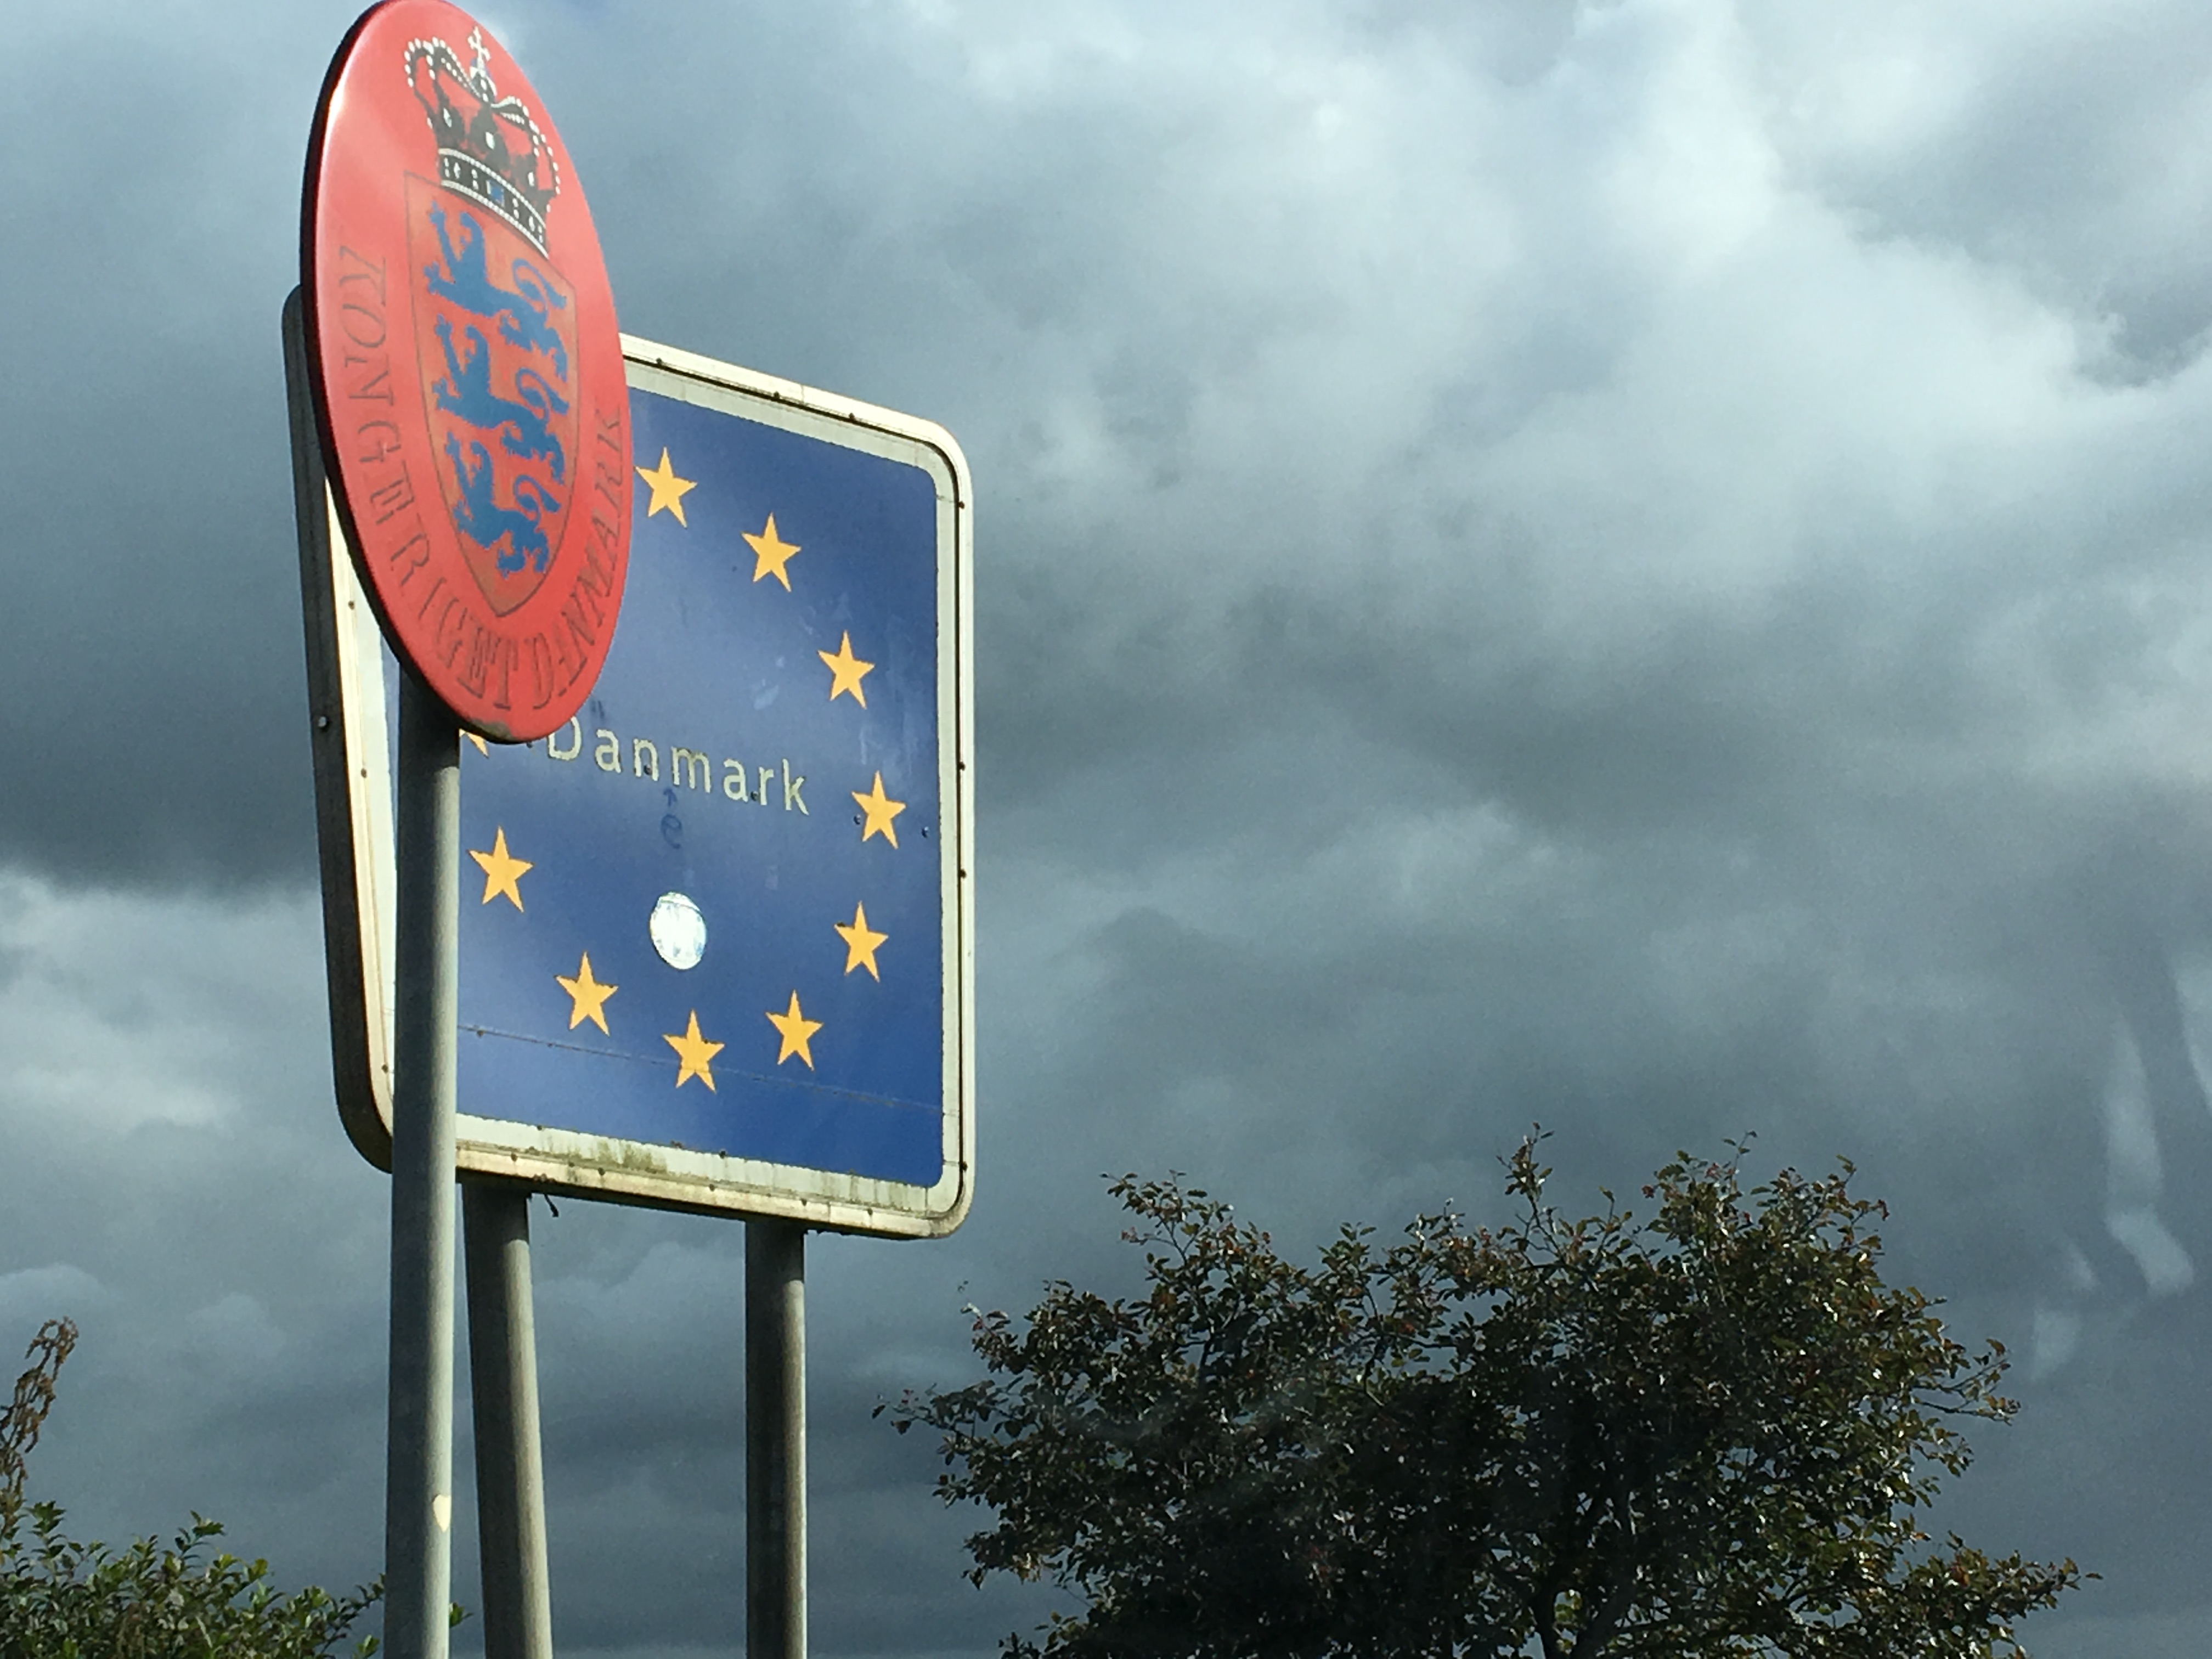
303 1 631 741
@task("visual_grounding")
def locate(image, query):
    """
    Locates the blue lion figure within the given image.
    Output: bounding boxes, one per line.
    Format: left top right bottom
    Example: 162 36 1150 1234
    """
423 202 570 382
431 317 569 482
444 434 559 575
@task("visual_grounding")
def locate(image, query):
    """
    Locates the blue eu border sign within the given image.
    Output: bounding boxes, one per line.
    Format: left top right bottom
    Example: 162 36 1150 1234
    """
300 336 974 1238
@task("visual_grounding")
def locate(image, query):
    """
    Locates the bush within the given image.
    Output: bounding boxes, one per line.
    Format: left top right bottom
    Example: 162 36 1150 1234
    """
1 1317 381 1659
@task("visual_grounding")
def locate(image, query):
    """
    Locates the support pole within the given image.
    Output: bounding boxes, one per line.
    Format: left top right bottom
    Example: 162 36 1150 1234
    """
465 1184 554 1659
747 1220 806 1659
386 668 461 1659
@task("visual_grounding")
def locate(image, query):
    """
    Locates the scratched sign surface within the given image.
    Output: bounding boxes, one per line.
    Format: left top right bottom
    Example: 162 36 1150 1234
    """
447 356 970 1211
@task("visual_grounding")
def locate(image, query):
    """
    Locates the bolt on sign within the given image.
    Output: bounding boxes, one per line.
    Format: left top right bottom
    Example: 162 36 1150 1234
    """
302 0 631 741
298 340 976 1238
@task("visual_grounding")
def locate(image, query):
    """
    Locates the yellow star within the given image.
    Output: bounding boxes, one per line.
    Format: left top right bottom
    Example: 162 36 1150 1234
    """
744 514 801 590
554 952 618 1033
466 732 489 755
852 772 906 848
818 631 874 707
664 1009 723 1090
636 447 697 525
766 991 823 1069
469 827 532 910
833 902 889 980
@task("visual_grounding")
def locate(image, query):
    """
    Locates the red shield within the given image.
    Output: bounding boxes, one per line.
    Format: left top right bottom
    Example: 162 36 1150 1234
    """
303 1 630 741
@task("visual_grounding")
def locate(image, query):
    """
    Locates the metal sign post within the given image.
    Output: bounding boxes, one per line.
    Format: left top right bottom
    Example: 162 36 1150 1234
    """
386 671 463 1659
747 1221 807 1659
464 1183 554 1659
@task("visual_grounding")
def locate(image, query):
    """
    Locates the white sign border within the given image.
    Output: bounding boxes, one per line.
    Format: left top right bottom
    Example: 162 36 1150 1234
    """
299 334 975 1239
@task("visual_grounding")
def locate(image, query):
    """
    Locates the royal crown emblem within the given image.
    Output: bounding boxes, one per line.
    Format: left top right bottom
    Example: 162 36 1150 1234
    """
405 26 558 254
304 0 630 743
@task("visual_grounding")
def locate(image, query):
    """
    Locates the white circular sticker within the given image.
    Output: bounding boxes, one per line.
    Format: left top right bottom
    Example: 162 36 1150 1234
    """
648 891 707 970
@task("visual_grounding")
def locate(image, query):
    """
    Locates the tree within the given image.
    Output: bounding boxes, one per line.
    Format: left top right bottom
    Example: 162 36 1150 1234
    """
888 1139 2084 1658
1 1317 383 1659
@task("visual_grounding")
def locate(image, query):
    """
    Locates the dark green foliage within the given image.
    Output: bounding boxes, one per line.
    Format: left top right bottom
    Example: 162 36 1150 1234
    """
889 1139 2084 1658
1 1317 382 1659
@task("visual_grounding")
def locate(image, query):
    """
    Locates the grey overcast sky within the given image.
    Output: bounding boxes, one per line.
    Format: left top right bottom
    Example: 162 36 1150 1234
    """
5 0 2212 1653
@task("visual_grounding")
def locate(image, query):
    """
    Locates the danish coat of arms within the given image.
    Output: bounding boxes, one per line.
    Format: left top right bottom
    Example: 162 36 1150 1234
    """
304 1 630 740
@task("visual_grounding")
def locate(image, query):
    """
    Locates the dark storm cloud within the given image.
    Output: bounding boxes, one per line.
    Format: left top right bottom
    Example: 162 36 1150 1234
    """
0 2 373 884
8 1 2212 1655
1742 2 2212 378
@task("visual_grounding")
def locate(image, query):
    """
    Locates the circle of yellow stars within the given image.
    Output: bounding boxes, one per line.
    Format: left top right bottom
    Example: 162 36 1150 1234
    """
455 441 923 1097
